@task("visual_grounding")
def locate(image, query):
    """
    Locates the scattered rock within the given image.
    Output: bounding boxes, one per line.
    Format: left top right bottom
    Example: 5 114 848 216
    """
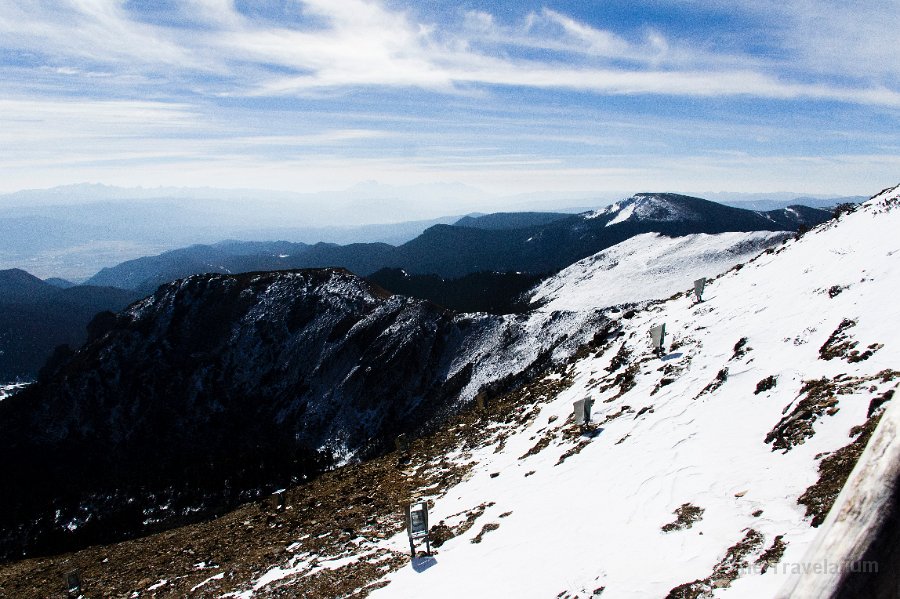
665 529 765 598
827 285 847 298
755 535 787 574
819 318 858 361
470 523 500 544
798 392 893 527
695 368 728 399
732 338 750 360
662 503 705 533
754 375 777 395
765 377 840 452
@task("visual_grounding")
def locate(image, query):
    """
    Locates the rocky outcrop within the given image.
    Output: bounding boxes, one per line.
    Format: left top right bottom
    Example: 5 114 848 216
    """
0 267 606 560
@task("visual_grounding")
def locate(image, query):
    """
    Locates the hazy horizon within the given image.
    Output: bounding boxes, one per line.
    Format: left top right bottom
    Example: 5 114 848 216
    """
1 1 897 197
0 182 864 282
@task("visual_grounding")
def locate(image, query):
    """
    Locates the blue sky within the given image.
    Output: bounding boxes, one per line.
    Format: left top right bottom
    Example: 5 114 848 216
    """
0 0 898 199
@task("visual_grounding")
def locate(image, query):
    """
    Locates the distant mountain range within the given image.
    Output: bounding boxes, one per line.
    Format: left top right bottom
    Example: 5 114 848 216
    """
0 194 834 382
0 184 851 281
0 199 462 281
0 269 139 381
718 196 864 211
87 194 832 293
452 211 572 230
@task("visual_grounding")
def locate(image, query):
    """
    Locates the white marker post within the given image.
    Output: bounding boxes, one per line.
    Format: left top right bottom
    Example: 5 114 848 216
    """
573 398 594 425
694 277 707 302
406 500 431 557
650 323 666 354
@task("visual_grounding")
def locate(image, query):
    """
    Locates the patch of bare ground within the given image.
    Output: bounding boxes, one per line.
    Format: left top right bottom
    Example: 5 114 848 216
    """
519 431 556 460
765 377 840 452
599 363 640 402
754 375 777 395
665 529 765 599
694 368 728 400
755 535 787 574
798 385 897 527
765 371 899 453
553 422 604 466
593 335 668 405
600 405 634 425
429 502 495 548
555 440 591 466
605 342 630 374
661 504 705 533
819 318 857 360
633 405 654 419
651 377 675 396
0 354 580 598
819 319 883 363
731 337 750 360
469 523 500 544
827 284 848 298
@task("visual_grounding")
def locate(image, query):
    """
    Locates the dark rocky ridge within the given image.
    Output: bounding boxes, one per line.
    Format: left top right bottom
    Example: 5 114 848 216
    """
86 195 832 291
0 267 607 560
0 269 139 381
366 268 543 314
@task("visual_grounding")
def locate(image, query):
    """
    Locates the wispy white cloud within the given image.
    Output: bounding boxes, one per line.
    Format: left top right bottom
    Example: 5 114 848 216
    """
713 0 900 83
527 8 644 60
0 1 896 196
1 1 897 105
0 2 198 69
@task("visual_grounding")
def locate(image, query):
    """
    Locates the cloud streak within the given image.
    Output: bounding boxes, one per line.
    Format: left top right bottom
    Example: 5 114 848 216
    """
1 1 897 105
0 1 896 196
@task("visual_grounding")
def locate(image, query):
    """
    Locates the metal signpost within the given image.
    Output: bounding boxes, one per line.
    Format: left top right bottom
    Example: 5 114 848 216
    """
573 398 594 425
65 570 82 598
650 323 666 353
406 500 431 557
268 490 285 512
694 277 707 302
395 433 412 466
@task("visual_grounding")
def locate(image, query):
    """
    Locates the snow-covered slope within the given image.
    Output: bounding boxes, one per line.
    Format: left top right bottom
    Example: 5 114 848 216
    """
530 231 788 312
0 190 886 596
360 185 900 598
0 383 27 402
587 193 702 223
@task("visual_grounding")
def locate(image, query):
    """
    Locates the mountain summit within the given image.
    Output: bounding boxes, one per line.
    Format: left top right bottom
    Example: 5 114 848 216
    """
588 192 829 230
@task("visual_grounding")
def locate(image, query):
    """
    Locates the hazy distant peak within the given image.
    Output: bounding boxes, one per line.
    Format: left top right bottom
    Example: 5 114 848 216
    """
586 192 707 224
453 211 572 230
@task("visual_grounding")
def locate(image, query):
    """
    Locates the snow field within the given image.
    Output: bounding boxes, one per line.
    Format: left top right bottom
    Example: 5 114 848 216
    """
369 188 900 598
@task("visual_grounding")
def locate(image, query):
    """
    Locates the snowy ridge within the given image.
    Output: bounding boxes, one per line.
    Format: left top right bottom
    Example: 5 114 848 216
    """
530 230 789 313
586 193 702 224
357 186 900 598
0 383 28 402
